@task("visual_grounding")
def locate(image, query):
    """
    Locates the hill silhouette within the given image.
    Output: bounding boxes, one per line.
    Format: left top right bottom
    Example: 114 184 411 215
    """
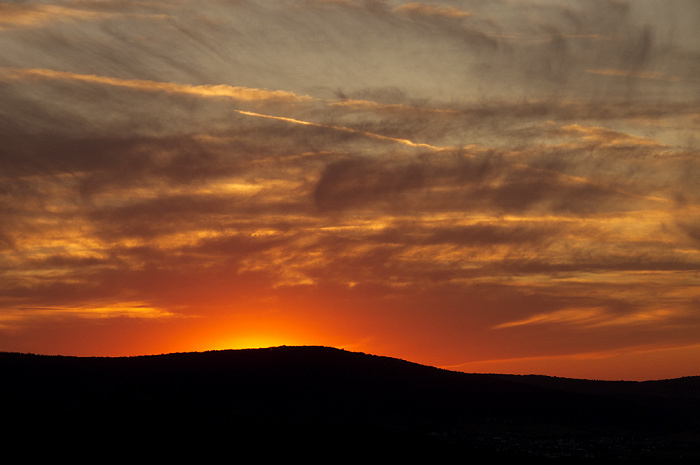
2 346 699 460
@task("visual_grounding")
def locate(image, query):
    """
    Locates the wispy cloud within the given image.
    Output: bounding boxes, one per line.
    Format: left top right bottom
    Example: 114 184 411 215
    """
587 68 682 82
395 3 475 19
0 4 109 29
494 307 683 329
2 67 312 102
0 302 173 329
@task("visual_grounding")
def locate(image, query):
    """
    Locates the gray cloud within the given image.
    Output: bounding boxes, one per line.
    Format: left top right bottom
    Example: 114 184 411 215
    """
313 157 426 211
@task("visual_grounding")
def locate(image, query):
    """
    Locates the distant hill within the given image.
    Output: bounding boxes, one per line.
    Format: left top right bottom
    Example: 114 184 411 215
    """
2 346 699 460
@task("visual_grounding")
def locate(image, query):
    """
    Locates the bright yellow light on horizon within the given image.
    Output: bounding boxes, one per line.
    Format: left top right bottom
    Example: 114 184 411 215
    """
209 334 310 351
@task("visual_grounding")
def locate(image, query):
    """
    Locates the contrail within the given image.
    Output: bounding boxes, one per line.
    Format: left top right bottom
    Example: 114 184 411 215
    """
234 110 447 150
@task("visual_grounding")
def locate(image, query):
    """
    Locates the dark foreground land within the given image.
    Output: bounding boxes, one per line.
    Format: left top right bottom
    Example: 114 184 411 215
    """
2 346 699 461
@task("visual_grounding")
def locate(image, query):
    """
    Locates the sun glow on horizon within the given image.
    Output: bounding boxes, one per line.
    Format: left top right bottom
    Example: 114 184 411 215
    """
208 334 311 351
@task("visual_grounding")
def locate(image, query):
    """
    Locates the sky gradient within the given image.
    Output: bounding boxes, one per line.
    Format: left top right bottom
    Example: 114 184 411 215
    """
1 0 699 380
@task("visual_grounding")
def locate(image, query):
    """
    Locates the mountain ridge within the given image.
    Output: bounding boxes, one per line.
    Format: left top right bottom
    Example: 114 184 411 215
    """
5 344 698 381
2 345 699 460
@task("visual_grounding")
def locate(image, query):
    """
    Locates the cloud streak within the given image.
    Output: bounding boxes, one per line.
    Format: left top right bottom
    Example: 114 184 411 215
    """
1 67 312 102
494 307 682 329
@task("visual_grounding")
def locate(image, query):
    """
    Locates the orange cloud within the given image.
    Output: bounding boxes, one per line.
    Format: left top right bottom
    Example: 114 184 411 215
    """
0 302 173 329
0 4 107 29
494 307 605 329
494 307 683 330
396 3 474 19
587 68 681 82
1 68 311 103
557 123 665 148
332 98 457 115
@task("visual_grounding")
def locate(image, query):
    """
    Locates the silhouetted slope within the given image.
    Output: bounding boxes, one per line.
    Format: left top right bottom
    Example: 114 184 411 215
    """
2 346 699 460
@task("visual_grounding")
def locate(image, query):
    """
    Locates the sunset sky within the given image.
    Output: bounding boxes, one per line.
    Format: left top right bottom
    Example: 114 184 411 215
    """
1 0 699 381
